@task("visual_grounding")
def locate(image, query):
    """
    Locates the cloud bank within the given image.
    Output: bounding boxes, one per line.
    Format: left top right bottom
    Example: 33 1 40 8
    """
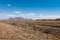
0 13 60 20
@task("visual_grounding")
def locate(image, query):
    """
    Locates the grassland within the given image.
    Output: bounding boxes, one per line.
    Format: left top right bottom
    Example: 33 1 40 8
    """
0 20 60 40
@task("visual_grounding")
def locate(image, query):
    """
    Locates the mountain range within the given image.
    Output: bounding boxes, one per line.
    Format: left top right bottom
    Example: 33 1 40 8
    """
8 17 32 20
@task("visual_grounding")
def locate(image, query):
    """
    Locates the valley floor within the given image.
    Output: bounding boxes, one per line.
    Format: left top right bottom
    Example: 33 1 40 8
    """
0 21 60 40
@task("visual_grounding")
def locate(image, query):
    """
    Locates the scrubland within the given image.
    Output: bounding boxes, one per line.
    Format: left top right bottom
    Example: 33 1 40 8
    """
0 20 60 40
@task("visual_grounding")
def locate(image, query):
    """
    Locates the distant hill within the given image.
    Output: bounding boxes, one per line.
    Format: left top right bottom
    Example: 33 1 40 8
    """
8 17 32 20
56 18 60 20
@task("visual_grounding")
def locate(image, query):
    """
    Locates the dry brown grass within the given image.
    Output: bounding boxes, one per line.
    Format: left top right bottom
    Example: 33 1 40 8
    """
0 20 60 40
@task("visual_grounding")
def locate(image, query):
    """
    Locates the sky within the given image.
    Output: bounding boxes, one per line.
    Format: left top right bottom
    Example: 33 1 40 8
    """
0 0 60 19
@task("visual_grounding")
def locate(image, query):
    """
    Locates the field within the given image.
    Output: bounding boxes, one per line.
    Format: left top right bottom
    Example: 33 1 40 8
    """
0 20 60 40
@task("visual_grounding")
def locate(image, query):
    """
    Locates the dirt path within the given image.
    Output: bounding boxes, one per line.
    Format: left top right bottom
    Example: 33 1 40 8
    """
0 22 29 40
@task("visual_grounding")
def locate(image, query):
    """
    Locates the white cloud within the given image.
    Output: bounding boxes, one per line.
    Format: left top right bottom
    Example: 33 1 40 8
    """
7 4 11 7
28 13 35 16
13 11 22 14
37 15 60 19
0 13 60 20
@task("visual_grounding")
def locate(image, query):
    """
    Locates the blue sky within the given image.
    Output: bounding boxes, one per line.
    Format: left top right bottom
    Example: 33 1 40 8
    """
0 0 60 19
